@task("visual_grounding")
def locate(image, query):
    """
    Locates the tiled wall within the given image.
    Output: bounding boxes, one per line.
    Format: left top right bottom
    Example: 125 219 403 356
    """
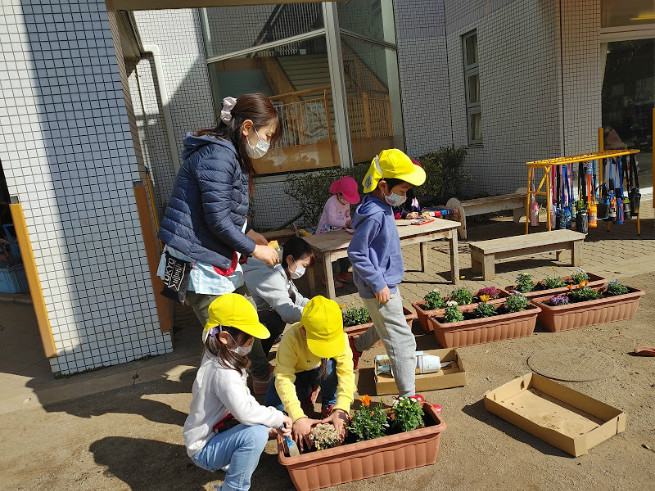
0 0 172 375
131 9 216 214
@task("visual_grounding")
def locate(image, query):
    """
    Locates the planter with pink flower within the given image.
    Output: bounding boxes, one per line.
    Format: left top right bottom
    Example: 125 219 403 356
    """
412 286 509 333
277 395 447 491
504 269 606 299
427 293 540 348
530 280 645 332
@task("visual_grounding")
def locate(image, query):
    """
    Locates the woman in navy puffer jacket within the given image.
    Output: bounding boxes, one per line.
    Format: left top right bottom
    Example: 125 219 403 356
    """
158 93 281 332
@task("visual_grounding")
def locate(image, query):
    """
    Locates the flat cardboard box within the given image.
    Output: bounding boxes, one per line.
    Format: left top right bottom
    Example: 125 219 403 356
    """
374 348 467 395
484 373 626 457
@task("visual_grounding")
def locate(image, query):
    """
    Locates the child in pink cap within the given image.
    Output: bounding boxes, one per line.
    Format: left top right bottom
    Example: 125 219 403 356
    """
316 176 360 286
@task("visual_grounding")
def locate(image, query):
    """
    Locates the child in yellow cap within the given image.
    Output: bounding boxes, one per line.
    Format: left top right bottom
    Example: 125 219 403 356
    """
265 296 355 451
347 149 426 397
184 293 292 490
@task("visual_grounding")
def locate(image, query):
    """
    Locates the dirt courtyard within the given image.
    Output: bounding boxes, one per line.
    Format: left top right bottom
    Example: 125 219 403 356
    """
0 268 653 490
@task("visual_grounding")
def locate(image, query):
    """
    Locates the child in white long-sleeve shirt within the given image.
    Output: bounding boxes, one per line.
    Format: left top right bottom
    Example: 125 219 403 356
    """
184 293 292 491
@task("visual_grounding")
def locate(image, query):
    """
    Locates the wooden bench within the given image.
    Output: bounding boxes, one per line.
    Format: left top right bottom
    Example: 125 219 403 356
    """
446 188 527 239
469 229 585 280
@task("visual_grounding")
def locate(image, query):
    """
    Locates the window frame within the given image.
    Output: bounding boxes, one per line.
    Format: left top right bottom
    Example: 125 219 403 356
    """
462 30 482 145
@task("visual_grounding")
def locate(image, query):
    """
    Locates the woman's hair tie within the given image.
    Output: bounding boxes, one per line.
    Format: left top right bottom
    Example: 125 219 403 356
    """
220 96 237 124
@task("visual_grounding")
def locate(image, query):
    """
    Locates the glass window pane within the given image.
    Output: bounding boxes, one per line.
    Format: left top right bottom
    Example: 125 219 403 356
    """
465 34 478 66
467 74 480 103
203 4 324 59
337 0 396 45
470 112 482 142
341 36 404 162
601 0 655 28
209 39 340 175
602 39 653 180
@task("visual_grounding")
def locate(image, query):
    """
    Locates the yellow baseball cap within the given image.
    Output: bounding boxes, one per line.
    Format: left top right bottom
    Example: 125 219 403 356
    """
202 294 270 342
301 296 345 359
362 148 427 193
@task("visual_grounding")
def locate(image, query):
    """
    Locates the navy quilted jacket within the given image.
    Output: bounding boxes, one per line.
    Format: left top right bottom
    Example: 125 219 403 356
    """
158 133 255 269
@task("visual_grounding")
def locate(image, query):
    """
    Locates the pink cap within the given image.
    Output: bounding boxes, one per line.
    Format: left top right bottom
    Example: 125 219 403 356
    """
330 176 360 204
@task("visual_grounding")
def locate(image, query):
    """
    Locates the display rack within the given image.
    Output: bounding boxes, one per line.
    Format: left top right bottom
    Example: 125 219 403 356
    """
524 149 640 234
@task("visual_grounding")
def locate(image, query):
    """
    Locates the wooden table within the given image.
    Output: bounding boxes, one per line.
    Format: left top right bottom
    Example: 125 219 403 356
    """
302 218 461 299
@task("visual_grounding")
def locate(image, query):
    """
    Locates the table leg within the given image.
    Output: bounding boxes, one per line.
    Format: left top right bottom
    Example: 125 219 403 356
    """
307 261 317 296
449 231 460 284
420 242 429 272
323 253 337 300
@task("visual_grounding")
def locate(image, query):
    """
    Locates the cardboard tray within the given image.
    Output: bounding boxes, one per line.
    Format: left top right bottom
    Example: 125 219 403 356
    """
484 373 625 457
374 348 467 395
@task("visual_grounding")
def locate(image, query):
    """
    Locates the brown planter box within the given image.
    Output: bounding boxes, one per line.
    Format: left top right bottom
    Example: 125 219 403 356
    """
503 272 606 299
277 402 446 491
427 303 540 348
413 289 510 333
343 307 416 340
530 286 645 332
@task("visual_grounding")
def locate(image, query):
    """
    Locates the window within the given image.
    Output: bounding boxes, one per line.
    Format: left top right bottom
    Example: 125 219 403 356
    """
463 31 481 145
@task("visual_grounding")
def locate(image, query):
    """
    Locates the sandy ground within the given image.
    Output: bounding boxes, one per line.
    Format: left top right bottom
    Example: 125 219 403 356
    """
1 211 654 490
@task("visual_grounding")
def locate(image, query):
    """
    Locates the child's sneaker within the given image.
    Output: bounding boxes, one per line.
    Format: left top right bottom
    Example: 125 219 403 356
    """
252 365 274 395
349 337 363 370
322 277 344 288
320 405 335 419
337 272 354 284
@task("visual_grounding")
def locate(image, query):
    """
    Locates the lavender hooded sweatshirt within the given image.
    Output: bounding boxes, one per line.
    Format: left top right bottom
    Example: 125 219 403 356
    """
347 194 405 298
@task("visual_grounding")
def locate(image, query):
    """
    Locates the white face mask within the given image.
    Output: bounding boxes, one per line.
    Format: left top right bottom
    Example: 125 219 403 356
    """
290 262 305 279
246 126 270 159
384 191 407 207
228 334 253 356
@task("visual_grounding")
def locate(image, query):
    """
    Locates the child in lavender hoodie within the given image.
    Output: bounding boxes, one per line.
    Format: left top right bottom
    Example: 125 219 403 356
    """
347 149 426 397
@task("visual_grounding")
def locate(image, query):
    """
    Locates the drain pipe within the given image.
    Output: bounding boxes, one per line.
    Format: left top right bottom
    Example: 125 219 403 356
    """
142 44 180 173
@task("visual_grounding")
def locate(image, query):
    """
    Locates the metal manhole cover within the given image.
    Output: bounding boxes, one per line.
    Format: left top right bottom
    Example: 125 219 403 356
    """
527 347 616 382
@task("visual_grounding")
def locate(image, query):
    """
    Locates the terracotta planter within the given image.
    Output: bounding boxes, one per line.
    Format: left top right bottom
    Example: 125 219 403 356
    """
503 273 606 300
427 303 540 348
343 307 416 339
412 289 509 333
530 286 645 332
277 402 446 491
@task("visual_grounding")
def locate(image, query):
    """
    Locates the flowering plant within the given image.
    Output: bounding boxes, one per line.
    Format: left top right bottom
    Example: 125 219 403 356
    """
391 395 425 432
309 423 342 450
348 395 389 441
449 287 474 305
515 273 535 293
476 286 502 300
423 289 445 310
342 306 370 327
570 268 589 285
605 280 628 296
546 295 569 306
543 276 566 289
568 285 601 302
474 300 497 318
443 300 464 323
504 292 529 312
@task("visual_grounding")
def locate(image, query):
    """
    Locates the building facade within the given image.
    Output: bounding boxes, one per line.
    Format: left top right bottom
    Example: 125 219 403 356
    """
0 0 651 375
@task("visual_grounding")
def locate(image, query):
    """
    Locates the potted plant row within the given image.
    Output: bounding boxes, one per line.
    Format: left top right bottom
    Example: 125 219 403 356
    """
342 305 417 339
427 292 541 348
530 280 646 332
277 395 447 491
504 269 605 299
412 286 509 333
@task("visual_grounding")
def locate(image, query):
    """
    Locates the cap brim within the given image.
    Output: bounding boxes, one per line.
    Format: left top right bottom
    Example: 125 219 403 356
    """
306 332 345 359
202 321 270 341
341 189 360 204
397 165 426 187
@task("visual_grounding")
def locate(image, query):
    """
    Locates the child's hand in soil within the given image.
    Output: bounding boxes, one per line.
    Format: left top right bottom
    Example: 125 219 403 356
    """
375 286 391 304
293 417 320 451
321 409 349 441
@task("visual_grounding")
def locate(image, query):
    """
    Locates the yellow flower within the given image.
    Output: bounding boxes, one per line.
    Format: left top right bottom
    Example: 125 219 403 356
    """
479 295 490 302
338 303 346 309
360 395 371 407
460 275 465 279
580 280 588 287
